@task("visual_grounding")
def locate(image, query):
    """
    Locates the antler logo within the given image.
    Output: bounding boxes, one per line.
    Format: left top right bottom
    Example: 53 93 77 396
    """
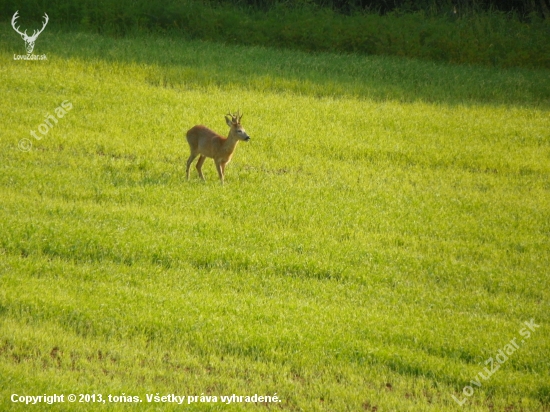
11 10 49 54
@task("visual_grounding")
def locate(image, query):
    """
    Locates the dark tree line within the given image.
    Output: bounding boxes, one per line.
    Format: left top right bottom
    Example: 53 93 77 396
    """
226 0 550 18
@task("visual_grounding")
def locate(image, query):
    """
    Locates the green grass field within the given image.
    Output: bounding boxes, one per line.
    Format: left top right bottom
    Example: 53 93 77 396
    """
1 23 549 411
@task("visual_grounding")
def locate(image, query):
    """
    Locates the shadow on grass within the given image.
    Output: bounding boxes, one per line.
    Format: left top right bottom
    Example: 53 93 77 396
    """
1 24 549 108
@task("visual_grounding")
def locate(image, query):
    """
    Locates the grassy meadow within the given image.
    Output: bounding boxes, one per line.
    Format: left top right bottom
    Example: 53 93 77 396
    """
1 23 550 411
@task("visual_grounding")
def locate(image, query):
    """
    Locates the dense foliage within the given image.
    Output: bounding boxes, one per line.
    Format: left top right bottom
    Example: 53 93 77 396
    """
227 0 550 17
5 0 550 18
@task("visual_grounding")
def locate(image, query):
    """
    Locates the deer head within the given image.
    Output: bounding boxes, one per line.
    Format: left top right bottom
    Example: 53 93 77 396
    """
225 110 249 141
11 11 49 54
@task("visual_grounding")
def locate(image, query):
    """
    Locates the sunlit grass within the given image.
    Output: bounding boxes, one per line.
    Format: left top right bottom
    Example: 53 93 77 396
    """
0 26 549 411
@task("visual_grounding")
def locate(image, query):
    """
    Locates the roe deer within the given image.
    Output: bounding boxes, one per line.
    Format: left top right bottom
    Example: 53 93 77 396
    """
186 111 250 184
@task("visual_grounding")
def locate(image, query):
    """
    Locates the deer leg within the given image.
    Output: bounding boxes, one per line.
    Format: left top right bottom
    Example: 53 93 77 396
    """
186 153 198 180
215 160 224 185
220 161 230 183
196 155 206 181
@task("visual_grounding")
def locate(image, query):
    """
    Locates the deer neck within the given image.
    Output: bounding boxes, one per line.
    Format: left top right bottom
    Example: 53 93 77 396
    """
223 132 240 152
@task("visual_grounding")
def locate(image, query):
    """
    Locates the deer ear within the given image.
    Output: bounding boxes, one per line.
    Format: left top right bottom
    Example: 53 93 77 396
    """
225 116 232 127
